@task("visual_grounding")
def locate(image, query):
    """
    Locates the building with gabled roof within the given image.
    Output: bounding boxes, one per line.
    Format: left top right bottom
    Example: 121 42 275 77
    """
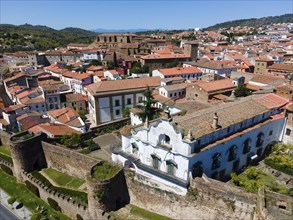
86 77 161 126
47 107 86 133
152 67 202 80
112 94 288 195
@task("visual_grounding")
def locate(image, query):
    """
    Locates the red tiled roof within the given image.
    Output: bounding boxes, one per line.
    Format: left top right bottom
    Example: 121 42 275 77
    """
256 93 289 109
141 54 190 60
62 71 92 80
37 124 81 136
86 77 161 95
196 79 236 93
158 67 202 76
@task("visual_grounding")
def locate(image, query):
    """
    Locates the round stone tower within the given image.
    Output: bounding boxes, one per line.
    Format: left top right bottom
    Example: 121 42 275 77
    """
10 131 47 182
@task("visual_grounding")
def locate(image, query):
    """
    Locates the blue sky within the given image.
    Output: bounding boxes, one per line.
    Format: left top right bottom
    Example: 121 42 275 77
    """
1 1 292 30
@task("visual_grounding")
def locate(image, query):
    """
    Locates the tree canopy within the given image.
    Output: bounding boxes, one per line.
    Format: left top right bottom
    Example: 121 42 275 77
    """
234 83 252 97
136 87 162 122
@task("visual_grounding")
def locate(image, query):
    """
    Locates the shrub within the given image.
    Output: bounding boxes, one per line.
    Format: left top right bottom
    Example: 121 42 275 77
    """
47 198 61 212
76 214 83 220
8 197 16 204
30 212 42 220
264 158 293 176
0 164 13 175
25 180 40 197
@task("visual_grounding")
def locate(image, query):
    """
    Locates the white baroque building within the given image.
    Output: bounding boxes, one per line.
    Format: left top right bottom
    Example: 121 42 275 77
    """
112 94 289 195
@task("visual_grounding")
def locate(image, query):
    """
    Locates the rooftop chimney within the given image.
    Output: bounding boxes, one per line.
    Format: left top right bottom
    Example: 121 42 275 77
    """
212 112 219 129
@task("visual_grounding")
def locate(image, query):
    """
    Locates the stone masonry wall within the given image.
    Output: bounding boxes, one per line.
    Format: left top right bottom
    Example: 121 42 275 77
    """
41 141 99 179
87 169 130 214
126 171 258 220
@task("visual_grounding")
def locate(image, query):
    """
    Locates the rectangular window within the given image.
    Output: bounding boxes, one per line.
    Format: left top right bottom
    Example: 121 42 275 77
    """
167 164 175 176
115 109 120 116
285 128 291 136
115 100 120 107
138 97 143 103
127 98 131 105
152 157 159 170
269 130 273 136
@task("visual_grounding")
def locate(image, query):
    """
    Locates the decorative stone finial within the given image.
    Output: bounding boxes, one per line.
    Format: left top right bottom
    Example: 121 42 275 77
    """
144 116 149 128
186 130 194 141
212 112 219 129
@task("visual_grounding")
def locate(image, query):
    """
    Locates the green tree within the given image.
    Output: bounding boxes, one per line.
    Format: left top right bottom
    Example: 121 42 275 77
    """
107 61 115 70
90 59 102 66
122 108 131 117
166 59 178 68
65 65 74 71
113 51 117 67
234 83 252 97
136 87 162 122
60 133 83 148
77 110 87 122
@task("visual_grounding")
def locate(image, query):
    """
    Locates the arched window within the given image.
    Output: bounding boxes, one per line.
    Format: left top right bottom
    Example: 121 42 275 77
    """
192 161 203 178
228 145 237 161
212 153 221 170
256 133 264 147
242 138 251 154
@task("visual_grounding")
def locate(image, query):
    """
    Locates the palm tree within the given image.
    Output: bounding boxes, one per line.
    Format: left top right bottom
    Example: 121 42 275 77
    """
136 87 162 122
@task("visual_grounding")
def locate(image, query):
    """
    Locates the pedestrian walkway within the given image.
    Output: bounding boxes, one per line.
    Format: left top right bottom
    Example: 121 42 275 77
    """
0 190 32 220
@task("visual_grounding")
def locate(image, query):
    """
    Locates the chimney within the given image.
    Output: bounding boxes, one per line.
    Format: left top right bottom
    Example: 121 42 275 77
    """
212 112 219 129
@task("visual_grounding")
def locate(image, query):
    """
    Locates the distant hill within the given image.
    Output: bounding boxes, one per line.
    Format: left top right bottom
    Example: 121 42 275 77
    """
205 14 293 30
0 24 98 51
91 28 151 33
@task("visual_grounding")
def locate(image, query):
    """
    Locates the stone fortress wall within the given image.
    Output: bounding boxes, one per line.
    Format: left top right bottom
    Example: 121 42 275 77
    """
5 132 130 220
126 170 293 220
1 130 292 220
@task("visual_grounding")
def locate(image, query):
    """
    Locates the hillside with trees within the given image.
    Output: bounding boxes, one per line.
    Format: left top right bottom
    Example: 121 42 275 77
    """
0 24 98 52
205 14 293 30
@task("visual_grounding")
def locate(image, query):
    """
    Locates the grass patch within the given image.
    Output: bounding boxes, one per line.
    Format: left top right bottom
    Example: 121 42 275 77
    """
129 204 172 220
0 169 71 220
0 152 13 164
42 168 85 189
0 146 11 156
31 171 88 206
92 161 120 181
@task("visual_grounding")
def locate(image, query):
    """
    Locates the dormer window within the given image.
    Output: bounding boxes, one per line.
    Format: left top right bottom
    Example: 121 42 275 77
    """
164 135 170 145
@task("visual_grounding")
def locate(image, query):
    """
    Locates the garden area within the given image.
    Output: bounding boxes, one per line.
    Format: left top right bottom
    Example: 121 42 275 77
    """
0 169 71 220
110 204 172 220
0 145 13 164
264 143 293 176
31 170 88 206
92 161 120 181
42 168 85 190
230 166 293 197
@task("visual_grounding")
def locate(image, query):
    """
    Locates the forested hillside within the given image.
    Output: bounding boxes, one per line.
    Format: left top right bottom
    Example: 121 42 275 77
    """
205 14 293 30
0 24 98 52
